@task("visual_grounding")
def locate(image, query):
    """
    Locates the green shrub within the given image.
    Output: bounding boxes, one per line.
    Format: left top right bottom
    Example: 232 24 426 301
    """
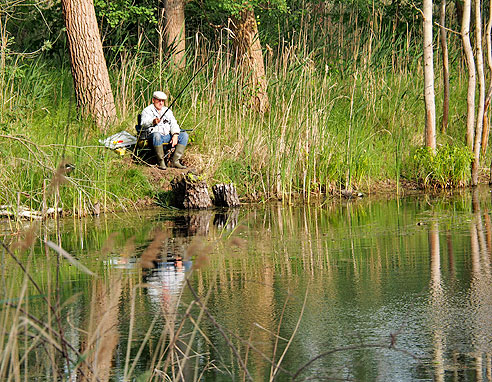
405 145 473 188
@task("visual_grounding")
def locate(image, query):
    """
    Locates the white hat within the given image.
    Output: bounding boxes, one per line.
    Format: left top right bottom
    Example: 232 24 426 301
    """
153 91 167 100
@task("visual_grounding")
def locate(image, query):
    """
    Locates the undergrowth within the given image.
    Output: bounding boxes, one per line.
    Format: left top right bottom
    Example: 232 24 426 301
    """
0 43 484 214
404 145 473 189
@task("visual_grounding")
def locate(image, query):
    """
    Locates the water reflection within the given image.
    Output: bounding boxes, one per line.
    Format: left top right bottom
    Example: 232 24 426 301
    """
4 189 492 380
146 259 191 312
137 209 240 316
419 189 492 382
428 220 444 382
213 209 239 231
469 190 492 381
77 271 122 382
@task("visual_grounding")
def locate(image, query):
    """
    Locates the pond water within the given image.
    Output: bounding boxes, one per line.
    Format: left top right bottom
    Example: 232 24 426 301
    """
2 187 492 381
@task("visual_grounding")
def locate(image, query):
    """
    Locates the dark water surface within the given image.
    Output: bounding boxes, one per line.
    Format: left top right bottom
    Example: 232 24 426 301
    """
2 188 492 381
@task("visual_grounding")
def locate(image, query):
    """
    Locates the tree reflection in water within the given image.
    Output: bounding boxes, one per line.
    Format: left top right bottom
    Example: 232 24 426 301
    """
425 189 492 381
6 192 492 381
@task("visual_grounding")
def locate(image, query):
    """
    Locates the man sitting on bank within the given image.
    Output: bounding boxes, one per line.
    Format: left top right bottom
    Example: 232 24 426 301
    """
140 91 188 170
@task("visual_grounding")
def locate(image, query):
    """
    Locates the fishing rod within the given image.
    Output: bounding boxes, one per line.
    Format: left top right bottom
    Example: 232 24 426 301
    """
160 53 215 120
134 53 214 154
133 55 213 158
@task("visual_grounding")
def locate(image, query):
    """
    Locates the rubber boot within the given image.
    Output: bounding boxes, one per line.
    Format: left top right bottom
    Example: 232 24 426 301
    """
154 144 167 170
170 144 187 169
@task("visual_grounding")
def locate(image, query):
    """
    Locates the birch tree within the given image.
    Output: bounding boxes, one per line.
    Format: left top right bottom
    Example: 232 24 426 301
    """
462 0 476 149
423 0 436 152
61 0 116 129
482 0 492 156
440 0 450 133
472 0 485 185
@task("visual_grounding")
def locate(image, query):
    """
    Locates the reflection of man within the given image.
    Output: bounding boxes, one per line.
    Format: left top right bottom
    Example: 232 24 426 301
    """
140 91 188 170
146 259 191 312
144 236 192 312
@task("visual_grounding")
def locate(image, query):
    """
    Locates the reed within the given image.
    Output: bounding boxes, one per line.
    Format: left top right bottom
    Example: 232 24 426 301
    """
0 7 477 210
1 197 441 380
0 219 285 380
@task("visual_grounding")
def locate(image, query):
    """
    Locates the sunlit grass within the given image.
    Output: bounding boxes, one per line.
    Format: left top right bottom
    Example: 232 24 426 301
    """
0 32 478 213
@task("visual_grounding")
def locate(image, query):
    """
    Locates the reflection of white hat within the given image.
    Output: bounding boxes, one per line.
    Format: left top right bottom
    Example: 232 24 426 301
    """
153 91 167 100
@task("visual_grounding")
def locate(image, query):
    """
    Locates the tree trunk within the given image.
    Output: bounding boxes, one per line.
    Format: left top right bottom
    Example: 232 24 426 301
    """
158 6 165 88
482 0 492 156
212 183 240 207
164 0 186 69
462 0 476 149
423 0 436 152
171 175 212 209
440 0 450 133
60 0 116 130
232 9 270 114
472 0 485 186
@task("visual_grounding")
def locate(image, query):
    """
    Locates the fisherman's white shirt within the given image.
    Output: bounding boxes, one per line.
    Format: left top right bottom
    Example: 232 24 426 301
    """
141 104 180 136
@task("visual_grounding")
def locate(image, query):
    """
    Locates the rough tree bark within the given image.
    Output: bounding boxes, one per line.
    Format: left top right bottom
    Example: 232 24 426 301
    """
462 0 476 149
171 175 212 209
163 0 186 69
61 0 116 130
472 0 485 186
440 0 450 133
212 183 240 207
423 0 436 152
232 8 270 114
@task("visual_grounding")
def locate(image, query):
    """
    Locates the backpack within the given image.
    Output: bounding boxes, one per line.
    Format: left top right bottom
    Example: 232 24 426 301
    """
135 114 150 141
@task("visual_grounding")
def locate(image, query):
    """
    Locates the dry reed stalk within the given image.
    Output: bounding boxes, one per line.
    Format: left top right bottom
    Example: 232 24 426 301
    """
125 292 162 379
144 242 213 375
1 157 134 380
123 283 153 381
292 339 421 381
158 301 196 380
241 328 255 382
6 301 94 379
11 224 37 253
168 275 216 376
121 236 136 261
82 274 122 381
139 230 167 268
45 241 96 277
188 287 294 379
268 291 289 381
271 288 308 380
99 232 119 255
145 239 217 378
187 239 213 270
0 278 28 379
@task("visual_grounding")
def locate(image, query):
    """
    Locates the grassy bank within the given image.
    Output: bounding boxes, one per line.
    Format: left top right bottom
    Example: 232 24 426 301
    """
0 46 479 216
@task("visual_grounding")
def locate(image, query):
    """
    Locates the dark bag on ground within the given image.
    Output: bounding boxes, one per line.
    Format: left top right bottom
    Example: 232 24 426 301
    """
135 114 151 141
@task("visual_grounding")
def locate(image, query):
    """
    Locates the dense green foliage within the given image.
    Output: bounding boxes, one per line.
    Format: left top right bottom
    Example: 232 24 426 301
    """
7 0 428 64
0 0 486 214
405 145 473 188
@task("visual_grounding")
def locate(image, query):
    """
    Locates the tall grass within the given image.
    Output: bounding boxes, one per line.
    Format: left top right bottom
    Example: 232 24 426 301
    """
0 60 154 216
191 53 467 198
0 7 478 213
